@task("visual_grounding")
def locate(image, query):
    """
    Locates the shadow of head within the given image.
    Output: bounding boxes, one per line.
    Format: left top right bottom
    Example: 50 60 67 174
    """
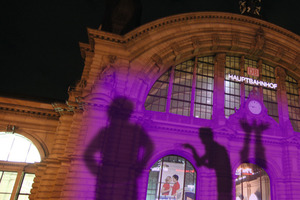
199 128 214 144
107 96 134 120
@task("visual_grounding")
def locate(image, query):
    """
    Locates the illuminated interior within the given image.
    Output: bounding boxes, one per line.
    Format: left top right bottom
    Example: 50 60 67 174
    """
235 163 270 200
147 155 196 200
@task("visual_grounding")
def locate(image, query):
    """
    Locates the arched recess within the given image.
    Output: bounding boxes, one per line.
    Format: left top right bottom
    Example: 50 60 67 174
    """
235 163 271 200
146 155 197 200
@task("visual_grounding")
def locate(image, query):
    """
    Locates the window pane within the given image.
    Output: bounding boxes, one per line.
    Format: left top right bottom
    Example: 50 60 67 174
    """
0 171 18 197
19 174 35 194
17 195 29 200
0 135 14 161
0 194 11 200
8 136 30 162
145 69 170 112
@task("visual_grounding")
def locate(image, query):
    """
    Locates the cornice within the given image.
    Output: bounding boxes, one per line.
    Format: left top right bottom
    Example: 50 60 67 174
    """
86 12 300 45
0 98 59 120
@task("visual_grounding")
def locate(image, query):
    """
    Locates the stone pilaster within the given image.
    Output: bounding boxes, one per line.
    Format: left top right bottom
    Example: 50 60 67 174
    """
275 66 293 135
240 56 245 105
212 53 226 124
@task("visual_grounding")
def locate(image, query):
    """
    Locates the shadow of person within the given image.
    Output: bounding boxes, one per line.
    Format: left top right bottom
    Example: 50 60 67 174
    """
239 119 252 163
84 96 153 200
239 119 269 169
184 128 232 200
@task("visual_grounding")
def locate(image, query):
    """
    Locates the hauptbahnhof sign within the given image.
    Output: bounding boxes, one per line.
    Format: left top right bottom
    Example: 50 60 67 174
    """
227 74 278 89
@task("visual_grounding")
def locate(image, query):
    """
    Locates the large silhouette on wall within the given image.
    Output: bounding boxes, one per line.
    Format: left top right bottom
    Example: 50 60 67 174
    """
84 96 153 200
184 128 232 200
240 119 269 169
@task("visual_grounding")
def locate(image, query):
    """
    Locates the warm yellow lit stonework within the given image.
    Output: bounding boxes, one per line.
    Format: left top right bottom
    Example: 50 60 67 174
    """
1 12 300 200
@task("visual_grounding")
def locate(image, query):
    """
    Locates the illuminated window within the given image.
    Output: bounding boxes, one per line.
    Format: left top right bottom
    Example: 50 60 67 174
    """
235 163 271 200
194 57 214 119
225 56 241 118
146 155 196 200
145 56 214 119
145 69 170 112
262 64 278 122
170 60 194 116
0 132 41 163
286 75 300 132
0 132 41 200
244 59 258 100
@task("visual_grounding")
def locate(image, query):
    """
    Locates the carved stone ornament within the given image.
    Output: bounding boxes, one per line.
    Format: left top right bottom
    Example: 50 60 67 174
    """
171 43 181 56
239 0 262 17
250 27 265 55
108 55 117 64
151 53 163 66
100 65 116 86
254 28 265 50
191 36 201 49
77 79 87 89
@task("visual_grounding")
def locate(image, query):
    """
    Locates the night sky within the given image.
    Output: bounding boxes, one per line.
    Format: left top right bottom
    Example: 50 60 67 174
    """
1 0 299 102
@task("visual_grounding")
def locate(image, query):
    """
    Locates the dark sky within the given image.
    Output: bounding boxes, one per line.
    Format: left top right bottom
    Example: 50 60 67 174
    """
1 0 299 102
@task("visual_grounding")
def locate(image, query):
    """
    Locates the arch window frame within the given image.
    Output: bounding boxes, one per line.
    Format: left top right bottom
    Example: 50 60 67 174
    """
146 155 197 200
0 132 41 200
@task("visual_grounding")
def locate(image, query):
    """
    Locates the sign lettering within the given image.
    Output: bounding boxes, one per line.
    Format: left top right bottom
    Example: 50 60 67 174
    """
227 74 277 89
247 67 259 77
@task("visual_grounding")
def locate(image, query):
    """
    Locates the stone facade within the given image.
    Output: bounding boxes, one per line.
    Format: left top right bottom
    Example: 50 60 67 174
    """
1 12 300 200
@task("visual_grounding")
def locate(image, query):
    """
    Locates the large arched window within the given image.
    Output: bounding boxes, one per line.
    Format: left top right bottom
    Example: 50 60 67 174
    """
147 155 196 200
0 132 41 200
146 55 278 121
235 163 271 200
